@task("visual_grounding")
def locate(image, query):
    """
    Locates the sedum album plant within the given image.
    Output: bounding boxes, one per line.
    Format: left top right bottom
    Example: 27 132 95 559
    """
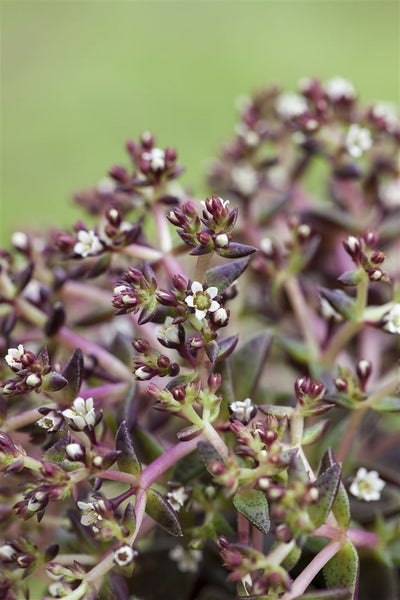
0 77 399 600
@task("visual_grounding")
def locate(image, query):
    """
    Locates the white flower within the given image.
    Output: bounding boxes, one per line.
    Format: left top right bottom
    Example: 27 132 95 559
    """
184 282 220 321
235 123 259 147
65 443 85 461
345 124 372 158
134 366 152 380
156 316 180 345
62 397 96 430
73 230 103 258
350 467 385 501
214 233 230 248
212 306 229 326
142 147 166 170
379 179 400 208
169 545 202 573
167 486 190 512
231 166 258 196
325 77 355 101
114 544 137 566
229 398 256 424
37 410 63 432
0 543 17 561
11 231 29 251
383 303 400 334
77 499 103 532
5 344 25 370
276 93 308 119
26 373 41 388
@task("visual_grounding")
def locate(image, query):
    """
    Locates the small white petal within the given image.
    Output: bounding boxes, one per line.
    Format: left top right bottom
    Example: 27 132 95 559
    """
185 295 195 307
191 281 203 294
207 287 218 299
209 300 220 313
194 309 207 320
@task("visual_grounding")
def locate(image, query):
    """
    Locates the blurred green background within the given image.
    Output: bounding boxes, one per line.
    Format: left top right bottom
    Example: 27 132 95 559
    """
2 0 399 243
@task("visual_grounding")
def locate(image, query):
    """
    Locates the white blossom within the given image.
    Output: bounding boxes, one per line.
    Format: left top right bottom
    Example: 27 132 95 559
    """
5 345 25 371
62 397 96 430
77 499 103 532
37 410 63 432
0 543 17 561
156 316 180 345
383 303 400 334
231 165 258 195
276 93 308 120
169 545 202 573
212 306 229 326
372 102 399 131
229 398 256 424
11 231 29 251
350 467 385 501
73 230 103 258
167 486 190 511
26 373 41 388
235 123 260 147
65 443 85 461
134 366 152 380
114 544 137 566
345 124 372 158
214 233 230 248
142 147 166 170
325 77 355 101
185 282 220 321
379 178 400 208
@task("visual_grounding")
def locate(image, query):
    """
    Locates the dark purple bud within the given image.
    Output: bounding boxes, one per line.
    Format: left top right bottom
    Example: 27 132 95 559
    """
109 165 129 183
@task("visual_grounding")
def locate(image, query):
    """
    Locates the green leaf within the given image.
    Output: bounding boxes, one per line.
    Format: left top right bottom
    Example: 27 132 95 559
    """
205 256 252 293
279 337 309 363
116 421 141 478
302 419 330 446
173 449 206 483
324 541 359 599
121 501 136 536
131 426 164 463
309 464 342 528
319 449 350 529
281 542 301 571
145 488 183 536
231 332 273 400
61 348 84 403
337 270 364 286
371 396 400 413
232 489 270 535
176 424 204 441
197 441 224 467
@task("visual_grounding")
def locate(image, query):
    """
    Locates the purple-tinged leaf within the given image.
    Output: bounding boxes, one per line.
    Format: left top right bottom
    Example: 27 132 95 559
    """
197 441 224 466
45 301 66 336
44 544 59 563
13 262 34 294
121 501 136 535
61 349 84 403
337 270 364 287
205 257 252 293
41 371 68 392
116 421 141 478
176 424 204 441
205 340 218 363
309 463 342 528
233 489 270 535
319 288 355 321
217 335 238 361
216 242 257 259
145 488 183 536
131 426 164 463
231 332 273 400
323 541 359 599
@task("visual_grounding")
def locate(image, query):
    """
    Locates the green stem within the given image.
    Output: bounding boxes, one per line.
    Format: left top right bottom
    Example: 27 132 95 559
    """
284 276 320 363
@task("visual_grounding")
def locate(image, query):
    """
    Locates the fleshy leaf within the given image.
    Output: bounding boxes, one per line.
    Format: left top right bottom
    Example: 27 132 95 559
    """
320 449 350 529
302 419 330 445
41 371 68 392
205 257 252 293
45 301 66 336
217 335 239 361
231 332 272 400
205 339 218 363
145 488 183 536
319 288 356 320
197 441 224 466
173 449 206 483
337 270 364 286
309 464 342 528
324 541 359 599
371 396 400 413
116 421 141 478
131 426 164 463
61 349 84 403
232 489 270 535
176 423 204 441
121 501 136 535
216 242 257 258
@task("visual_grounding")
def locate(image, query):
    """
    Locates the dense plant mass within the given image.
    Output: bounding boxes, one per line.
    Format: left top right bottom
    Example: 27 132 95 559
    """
0 77 399 600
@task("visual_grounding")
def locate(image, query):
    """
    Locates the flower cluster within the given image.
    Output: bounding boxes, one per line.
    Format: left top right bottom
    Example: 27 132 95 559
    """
0 79 398 600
